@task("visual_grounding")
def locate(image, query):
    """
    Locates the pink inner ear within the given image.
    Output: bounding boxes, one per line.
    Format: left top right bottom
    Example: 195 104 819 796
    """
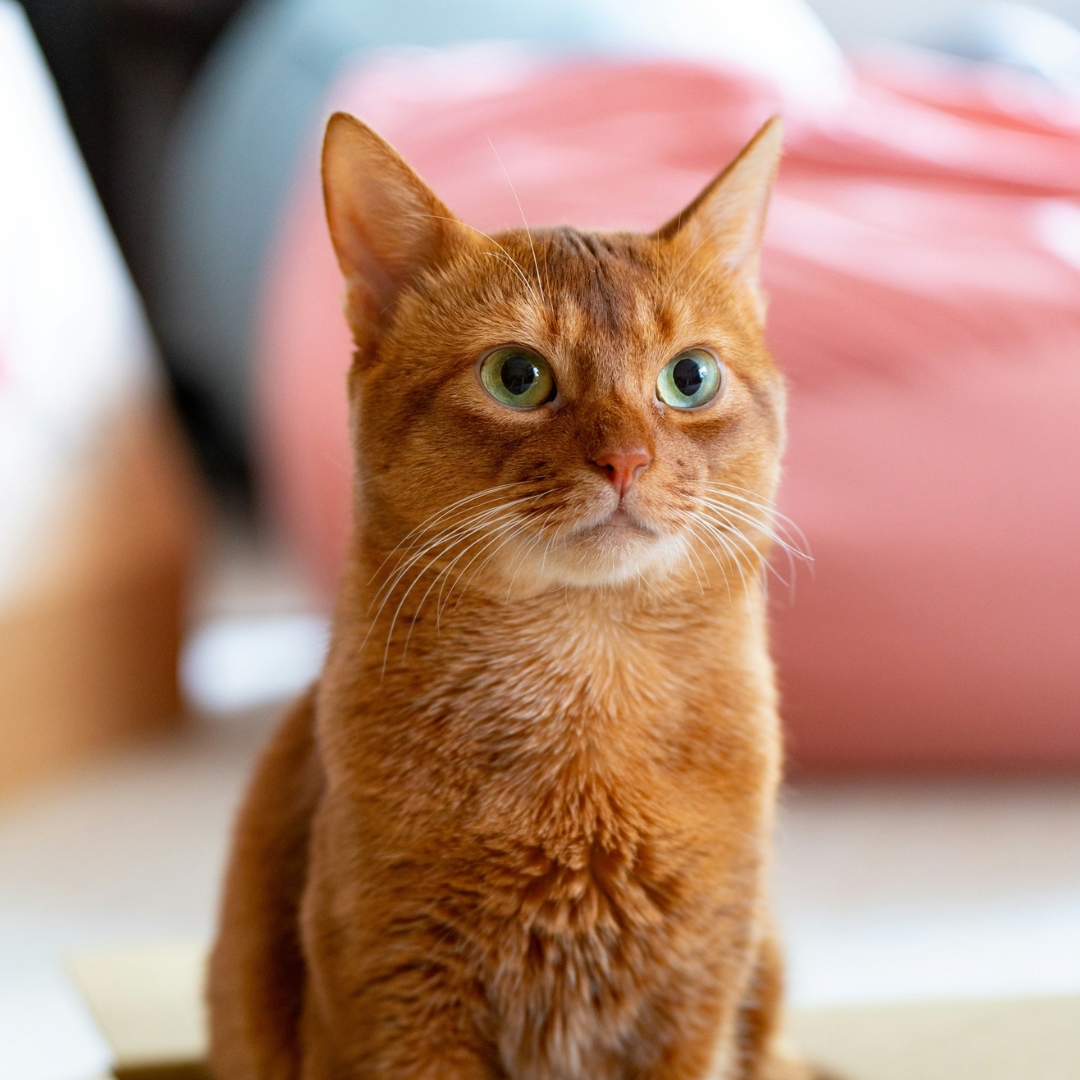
658 116 782 281
259 51 1080 772
323 115 454 331
341 229 397 316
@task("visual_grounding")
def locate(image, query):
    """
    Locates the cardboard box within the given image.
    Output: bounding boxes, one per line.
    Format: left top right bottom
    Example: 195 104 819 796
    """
0 400 204 795
68 941 1080 1080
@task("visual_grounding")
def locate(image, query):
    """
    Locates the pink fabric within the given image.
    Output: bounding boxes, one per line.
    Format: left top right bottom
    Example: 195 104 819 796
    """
257 48 1080 771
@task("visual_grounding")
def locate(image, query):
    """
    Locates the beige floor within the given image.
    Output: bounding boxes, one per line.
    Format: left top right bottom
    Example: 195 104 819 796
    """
2 519 1078 1080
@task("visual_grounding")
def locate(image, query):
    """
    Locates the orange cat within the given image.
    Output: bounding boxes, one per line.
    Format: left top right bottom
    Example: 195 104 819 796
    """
209 111 824 1080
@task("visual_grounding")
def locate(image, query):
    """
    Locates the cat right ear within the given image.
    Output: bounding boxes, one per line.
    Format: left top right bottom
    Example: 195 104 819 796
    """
655 116 783 308
322 113 465 341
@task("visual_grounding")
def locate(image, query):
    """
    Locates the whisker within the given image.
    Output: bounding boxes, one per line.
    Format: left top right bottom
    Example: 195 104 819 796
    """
698 507 783 582
373 510 519 671
484 250 540 304
384 511 523 673
438 515 535 623
503 508 558 601
368 482 531 585
695 515 755 592
456 518 537 611
696 498 801 592
399 511 530 655
697 498 796 560
374 501 518 611
539 515 568 578
695 488 810 578
699 483 811 557
375 488 552 598
682 530 709 597
692 516 760 626
487 138 546 305
406 497 555 644
422 213 540 305
685 520 729 600
361 491 547 663
449 508 545 613
434 513 545 627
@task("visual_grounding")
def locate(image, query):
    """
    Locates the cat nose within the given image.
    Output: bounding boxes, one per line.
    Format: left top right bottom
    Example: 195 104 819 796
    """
592 448 652 499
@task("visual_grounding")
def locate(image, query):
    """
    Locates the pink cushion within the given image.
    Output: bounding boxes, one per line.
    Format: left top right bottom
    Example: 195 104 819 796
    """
257 47 1080 770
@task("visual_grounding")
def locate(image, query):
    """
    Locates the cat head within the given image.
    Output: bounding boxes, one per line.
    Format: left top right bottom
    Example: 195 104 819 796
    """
323 113 786 596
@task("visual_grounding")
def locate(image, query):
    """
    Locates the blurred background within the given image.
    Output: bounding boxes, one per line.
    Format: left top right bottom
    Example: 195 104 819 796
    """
1 0 1079 1076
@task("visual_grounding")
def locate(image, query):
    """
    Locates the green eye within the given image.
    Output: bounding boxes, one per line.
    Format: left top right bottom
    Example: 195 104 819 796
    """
480 346 555 409
656 348 723 409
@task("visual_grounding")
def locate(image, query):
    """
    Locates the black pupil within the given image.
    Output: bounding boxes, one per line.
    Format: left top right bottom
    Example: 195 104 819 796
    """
672 356 704 397
501 354 539 397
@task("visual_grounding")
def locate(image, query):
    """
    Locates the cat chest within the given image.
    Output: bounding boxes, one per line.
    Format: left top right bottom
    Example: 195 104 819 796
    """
479 824 751 1079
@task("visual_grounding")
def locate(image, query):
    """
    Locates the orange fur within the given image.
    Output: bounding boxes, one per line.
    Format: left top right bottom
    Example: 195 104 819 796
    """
209 112 825 1080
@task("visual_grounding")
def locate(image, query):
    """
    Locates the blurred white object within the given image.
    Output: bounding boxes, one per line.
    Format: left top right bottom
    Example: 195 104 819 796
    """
1036 199 1080 269
181 613 329 713
0 967 111 1080
776 779 1080 1006
0 0 155 607
591 0 851 109
940 2 1080 93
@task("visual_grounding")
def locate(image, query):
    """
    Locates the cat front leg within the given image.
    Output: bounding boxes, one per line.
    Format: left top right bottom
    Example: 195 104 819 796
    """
734 930 842 1080
296 810 505 1080
294 954 504 1080
208 689 323 1080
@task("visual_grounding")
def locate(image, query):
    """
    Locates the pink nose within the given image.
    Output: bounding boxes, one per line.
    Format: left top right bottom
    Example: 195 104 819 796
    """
592 448 652 499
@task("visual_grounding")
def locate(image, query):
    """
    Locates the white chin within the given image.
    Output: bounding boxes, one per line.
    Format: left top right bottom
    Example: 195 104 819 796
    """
530 523 689 590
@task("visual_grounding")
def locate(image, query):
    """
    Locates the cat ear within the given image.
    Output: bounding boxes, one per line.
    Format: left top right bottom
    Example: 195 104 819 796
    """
656 116 783 297
322 112 467 339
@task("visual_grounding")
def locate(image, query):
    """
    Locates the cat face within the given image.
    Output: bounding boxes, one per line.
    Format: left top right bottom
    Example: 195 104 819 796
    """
324 114 785 595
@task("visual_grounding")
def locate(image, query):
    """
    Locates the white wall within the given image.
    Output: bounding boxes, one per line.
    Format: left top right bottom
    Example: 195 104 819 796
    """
805 0 1080 44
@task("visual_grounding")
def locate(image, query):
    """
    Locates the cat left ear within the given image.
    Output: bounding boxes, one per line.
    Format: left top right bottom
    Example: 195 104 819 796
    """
656 116 783 299
322 112 469 341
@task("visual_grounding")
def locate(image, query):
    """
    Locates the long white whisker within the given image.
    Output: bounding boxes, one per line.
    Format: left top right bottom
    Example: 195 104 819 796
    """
697 499 798 591
698 507 780 579
682 529 710 597
673 514 713 597
371 512 515 669
696 492 808 566
368 482 531 586
361 492 547 663
693 515 759 625
377 489 550 597
446 513 539 616
374 501 521 611
423 213 540 304
428 501 553 630
697 498 796 560
484 251 540 303
686 520 729 600
383 510 526 673
696 515 755 590
431 525 513 631
503 509 558 601
700 483 812 556
400 511 530 655
539 515 568 578
458 517 538 611
488 138 546 305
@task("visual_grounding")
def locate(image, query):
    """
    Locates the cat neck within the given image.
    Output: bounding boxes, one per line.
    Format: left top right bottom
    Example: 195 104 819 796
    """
319 539 777 819
329 535 770 716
